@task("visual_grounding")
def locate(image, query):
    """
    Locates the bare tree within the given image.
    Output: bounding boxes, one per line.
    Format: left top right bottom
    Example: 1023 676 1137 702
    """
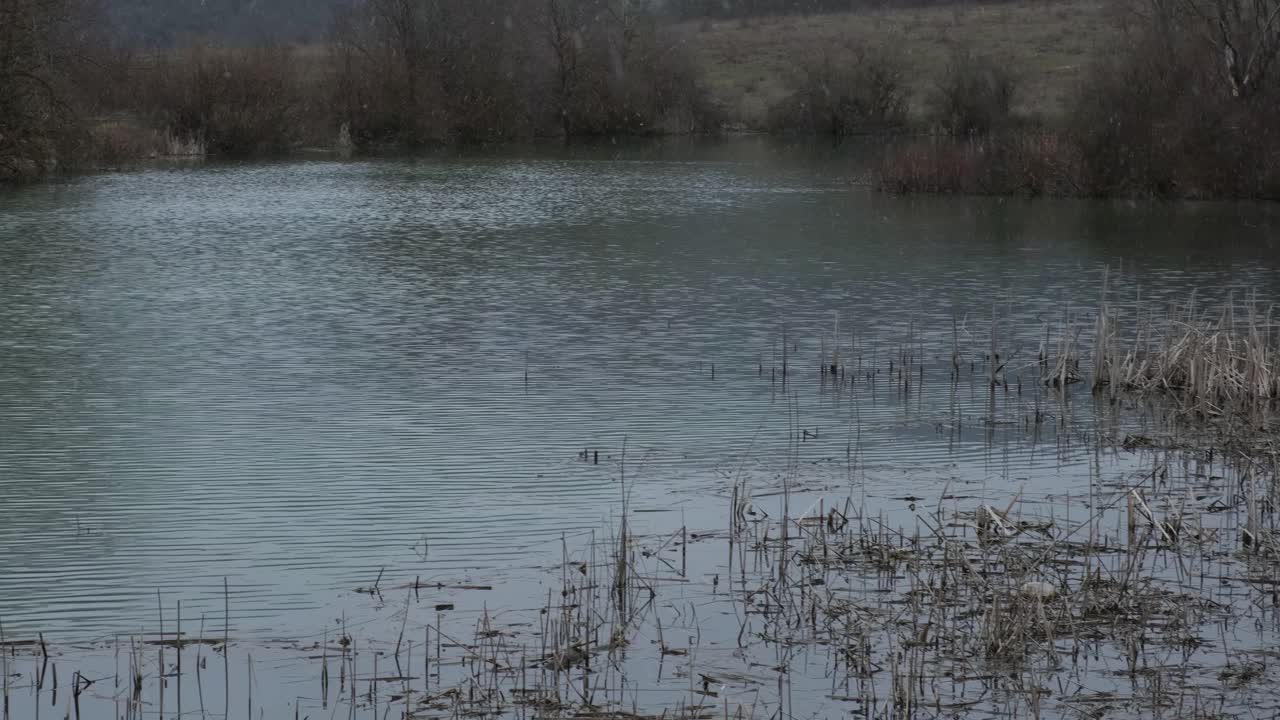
330 0 437 142
330 0 707 145
1180 0 1280 98
545 0 589 137
0 0 89 177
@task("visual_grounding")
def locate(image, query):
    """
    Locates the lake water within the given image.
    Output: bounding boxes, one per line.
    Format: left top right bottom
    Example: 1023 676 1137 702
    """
1 138 1279 717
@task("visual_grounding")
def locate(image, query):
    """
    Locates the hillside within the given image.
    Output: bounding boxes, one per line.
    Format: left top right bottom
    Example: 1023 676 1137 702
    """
676 0 1115 125
99 0 1113 126
106 0 342 44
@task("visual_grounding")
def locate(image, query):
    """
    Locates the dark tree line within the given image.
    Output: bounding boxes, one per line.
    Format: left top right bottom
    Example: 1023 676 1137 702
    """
0 0 98 177
328 0 712 145
1 0 714 177
6 0 1280 198
667 0 1040 19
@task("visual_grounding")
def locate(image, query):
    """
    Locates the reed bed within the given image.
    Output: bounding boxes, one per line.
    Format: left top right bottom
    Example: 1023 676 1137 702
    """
1093 289 1278 416
6 421 1279 720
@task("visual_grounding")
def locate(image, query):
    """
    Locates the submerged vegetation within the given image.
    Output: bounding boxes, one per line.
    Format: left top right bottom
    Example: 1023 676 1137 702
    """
2 279 1278 719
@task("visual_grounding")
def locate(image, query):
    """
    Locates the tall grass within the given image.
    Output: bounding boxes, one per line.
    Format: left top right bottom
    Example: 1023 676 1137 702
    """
876 132 1082 196
1093 291 1279 415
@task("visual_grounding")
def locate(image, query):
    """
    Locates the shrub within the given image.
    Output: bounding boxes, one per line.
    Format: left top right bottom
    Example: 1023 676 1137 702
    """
1067 16 1280 199
928 48 1016 136
879 1 1280 201
86 119 167 166
767 45 908 136
136 45 307 156
328 0 715 146
562 31 718 136
877 133 1081 196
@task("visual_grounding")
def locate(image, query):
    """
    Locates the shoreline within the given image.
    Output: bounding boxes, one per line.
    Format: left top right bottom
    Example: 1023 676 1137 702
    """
7 123 1275 204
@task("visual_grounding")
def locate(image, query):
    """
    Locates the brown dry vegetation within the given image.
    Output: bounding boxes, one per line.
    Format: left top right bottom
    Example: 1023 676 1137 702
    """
2 0 720 179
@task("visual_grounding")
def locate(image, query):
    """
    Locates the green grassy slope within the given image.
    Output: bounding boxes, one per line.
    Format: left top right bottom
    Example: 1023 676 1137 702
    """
674 1 1115 127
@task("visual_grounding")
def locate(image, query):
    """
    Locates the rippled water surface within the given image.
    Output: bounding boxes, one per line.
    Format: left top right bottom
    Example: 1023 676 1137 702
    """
2 139 1279 641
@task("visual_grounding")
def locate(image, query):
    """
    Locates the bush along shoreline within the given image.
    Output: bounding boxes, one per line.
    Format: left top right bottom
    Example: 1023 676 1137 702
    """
873 3 1280 201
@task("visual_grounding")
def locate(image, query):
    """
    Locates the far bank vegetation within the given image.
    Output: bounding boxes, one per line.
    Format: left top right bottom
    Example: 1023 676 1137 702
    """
3 0 1279 201
876 0 1280 199
3 0 718 177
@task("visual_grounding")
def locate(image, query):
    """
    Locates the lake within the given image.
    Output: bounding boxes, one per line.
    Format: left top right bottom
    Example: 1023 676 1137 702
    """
1 138 1278 718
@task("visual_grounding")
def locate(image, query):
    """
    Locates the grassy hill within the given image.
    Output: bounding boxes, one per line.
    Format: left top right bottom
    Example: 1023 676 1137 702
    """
106 0 1113 126
674 0 1115 127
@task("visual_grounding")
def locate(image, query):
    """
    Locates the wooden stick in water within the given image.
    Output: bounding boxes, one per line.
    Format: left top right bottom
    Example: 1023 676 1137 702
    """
224 578 230 719
158 590 164 720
